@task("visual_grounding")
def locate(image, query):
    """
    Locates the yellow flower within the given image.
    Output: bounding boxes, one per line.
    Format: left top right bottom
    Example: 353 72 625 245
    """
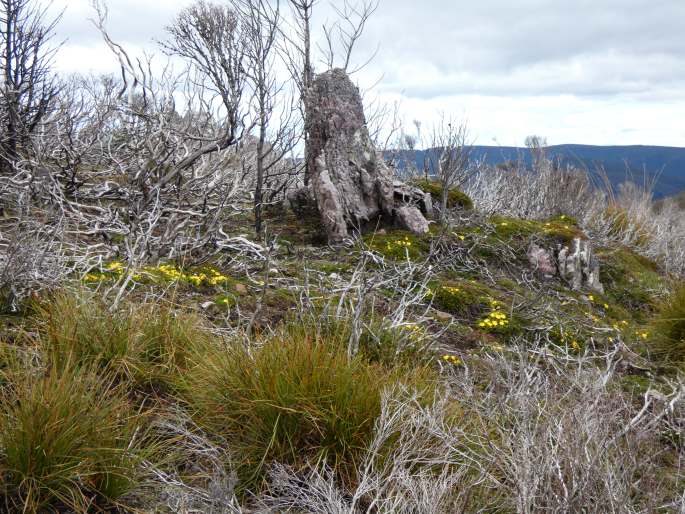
442 355 462 366
106 261 124 271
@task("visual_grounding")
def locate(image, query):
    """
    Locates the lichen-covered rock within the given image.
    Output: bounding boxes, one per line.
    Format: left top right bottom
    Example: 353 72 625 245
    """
527 243 556 277
304 68 429 242
395 205 430 234
393 181 433 218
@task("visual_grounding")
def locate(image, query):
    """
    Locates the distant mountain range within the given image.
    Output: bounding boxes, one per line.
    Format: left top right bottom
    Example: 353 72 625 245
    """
392 145 685 199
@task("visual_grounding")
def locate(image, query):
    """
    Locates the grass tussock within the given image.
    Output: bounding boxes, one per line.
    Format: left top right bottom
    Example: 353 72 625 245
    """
0 365 154 513
179 325 436 493
650 283 685 364
35 291 209 391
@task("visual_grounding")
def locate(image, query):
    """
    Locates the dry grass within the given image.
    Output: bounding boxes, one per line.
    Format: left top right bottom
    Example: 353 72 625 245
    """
260 345 685 513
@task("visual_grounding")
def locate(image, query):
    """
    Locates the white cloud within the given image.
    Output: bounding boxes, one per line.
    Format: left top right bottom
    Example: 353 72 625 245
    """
45 0 685 147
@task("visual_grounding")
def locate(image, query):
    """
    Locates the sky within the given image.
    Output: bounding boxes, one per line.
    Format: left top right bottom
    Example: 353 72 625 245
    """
46 0 685 148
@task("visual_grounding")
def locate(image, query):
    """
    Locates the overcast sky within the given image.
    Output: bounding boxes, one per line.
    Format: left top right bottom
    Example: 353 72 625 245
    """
47 0 685 147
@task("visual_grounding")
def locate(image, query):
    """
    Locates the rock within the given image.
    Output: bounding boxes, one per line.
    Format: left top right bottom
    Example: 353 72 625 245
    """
393 180 433 218
304 68 429 242
433 310 452 321
235 283 248 295
396 205 430 234
557 238 604 293
527 243 556 277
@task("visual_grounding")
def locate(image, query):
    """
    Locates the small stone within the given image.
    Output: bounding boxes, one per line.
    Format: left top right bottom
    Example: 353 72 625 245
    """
433 310 452 321
200 301 214 310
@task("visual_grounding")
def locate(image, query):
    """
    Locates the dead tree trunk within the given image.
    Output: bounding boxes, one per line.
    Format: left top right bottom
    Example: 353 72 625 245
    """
299 68 429 243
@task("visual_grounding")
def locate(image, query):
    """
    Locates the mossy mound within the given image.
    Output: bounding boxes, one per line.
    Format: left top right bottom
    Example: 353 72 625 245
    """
427 279 492 317
364 230 431 261
598 247 666 318
411 179 473 210
489 215 585 246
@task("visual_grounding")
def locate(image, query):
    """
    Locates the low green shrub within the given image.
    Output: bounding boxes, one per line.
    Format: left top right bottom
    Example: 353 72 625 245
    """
180 327 435 493
427 280 490 317
0 365 154 513
412 179 473 210
598 247 664 319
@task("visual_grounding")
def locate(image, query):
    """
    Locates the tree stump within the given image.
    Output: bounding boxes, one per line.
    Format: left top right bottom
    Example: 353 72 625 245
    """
299 68 430 243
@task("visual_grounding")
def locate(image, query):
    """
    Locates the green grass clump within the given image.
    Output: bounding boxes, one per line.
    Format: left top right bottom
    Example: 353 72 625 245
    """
0 366 153 513
38 292 133 373
411 179 473 210
0 340 29 389
649 284 685 364
180 327 434 493
133 305 208 391
602 205 651 246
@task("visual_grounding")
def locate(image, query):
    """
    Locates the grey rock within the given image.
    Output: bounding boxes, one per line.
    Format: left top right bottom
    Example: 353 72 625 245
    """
396 205 430 234
527 243 556 277
393 180 434 218
433 310 452 321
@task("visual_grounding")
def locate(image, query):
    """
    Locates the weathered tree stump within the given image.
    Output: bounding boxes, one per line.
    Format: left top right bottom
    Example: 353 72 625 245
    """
527 237 604 293
291 68 430 243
